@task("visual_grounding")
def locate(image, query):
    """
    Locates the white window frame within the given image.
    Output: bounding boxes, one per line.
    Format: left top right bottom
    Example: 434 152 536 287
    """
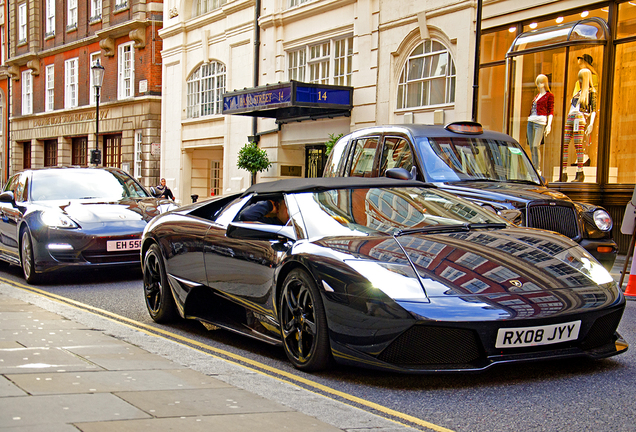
186 61 226 118
45 0 55 36
118 42 135 100
64 58 78 108
67 0 78 30
289 0 314 7
22 70 32 115
89 52 101 104
287 37 353 86
18 3 27 43
134 131 143 179
45 65 55 112
396 40 457 110
91 0 102 20
194 0 227 16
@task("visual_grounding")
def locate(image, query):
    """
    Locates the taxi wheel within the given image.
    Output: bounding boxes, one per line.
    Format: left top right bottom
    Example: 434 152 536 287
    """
20 229 42 285
143 244 177 323
279 269 332 371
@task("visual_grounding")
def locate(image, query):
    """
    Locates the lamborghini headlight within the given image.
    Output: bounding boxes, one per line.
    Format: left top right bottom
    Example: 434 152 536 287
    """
345 260 428 301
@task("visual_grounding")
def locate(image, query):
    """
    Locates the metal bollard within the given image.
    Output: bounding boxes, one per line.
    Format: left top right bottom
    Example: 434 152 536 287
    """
191 194 199 203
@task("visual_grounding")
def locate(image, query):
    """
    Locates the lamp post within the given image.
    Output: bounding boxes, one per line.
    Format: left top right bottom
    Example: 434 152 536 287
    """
90 59 105 165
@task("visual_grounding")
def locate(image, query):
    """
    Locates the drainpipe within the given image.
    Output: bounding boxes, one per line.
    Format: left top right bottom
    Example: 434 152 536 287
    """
471 0 483 122
251 0 261 143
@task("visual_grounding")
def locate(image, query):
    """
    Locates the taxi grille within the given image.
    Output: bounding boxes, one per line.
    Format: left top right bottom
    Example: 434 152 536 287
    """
526 202 579 239
378 325 482 367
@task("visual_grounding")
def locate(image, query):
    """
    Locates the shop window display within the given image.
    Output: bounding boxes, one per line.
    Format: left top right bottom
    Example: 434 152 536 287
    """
506 18 606 183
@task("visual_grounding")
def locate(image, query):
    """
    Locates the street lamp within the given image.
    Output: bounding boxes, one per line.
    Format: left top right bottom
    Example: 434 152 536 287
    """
90 59 105 165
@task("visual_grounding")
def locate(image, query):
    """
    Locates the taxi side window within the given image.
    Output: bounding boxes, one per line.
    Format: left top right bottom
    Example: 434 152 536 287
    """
347 137 380 177
379 137 414 175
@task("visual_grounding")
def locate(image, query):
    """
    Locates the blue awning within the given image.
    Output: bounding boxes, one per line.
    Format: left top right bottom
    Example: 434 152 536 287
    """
222 80 353 124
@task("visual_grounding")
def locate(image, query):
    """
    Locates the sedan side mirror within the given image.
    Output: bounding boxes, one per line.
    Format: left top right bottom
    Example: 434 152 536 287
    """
385 167 414 180
0 191 15 205
226 222 295 242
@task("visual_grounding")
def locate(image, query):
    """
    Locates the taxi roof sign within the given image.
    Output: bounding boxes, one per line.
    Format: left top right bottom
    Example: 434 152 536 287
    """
445 121 484 135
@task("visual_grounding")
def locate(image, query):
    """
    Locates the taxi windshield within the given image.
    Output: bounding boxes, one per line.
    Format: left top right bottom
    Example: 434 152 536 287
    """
416 136 541 184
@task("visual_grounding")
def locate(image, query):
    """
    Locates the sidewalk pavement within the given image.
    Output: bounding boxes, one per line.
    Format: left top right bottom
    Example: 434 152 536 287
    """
0 255 631 432
0 283 416 432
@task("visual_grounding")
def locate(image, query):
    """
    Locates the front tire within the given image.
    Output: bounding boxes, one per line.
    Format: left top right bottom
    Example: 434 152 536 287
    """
143 244 177 323
279 268 331 371
21 229 42 284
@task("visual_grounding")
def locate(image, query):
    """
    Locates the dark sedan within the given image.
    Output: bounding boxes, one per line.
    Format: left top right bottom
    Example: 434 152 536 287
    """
0 167 176 283
141 177 627 373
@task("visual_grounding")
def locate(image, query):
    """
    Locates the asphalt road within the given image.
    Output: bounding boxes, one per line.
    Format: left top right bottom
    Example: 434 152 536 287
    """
1 262 635 432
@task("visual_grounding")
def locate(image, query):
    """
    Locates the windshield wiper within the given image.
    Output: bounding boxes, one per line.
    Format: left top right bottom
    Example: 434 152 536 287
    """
395 222 507 237
457 178 502 182
506 179 541 185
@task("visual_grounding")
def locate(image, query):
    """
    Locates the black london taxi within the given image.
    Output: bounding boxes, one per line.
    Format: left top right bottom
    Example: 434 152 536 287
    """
323 122 617 269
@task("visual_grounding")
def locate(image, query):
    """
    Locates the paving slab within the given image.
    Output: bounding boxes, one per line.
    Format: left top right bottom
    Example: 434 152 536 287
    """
0 328 124 348
116 387 293 417
0 423 80 432
74 411 343 432
0 346 102 374
6 368 231 395
0 393 150 427
65 343 184 370
0 375 27 397
0 315 86 330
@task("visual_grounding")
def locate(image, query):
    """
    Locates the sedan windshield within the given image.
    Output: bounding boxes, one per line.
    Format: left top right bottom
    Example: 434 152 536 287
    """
31 169 150 201
296 186 507 238
416 136 541 184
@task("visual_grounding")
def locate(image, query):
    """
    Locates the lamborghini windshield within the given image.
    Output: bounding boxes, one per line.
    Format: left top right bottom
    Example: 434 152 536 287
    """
416 136 541 184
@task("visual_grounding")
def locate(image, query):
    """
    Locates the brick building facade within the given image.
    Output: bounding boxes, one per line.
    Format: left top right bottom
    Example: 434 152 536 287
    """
6 0 163 189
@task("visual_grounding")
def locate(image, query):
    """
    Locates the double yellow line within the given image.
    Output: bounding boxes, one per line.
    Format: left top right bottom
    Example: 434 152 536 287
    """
0 276 455 432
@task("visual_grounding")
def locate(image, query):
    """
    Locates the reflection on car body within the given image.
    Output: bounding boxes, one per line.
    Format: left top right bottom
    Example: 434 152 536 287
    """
140 177 627 373
323 122 617 270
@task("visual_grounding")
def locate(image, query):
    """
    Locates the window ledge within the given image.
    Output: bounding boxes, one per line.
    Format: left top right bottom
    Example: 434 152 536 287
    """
66 23 78 33
89 15 102 25
394 103 455 113
182 115 224 126
44 31 55 40
17 39 27 47
114 2 129 13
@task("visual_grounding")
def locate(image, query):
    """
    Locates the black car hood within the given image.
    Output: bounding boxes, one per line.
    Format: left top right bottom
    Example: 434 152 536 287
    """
39 198 165 224
315 227 620 321
438 181 571 207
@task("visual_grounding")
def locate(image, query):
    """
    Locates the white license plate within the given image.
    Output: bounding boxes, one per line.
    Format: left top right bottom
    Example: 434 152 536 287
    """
495 320 581 348
106 239 141 252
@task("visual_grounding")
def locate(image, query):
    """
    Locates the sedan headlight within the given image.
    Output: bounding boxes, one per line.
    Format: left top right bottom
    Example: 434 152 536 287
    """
593 209 613 232
40 211 78 229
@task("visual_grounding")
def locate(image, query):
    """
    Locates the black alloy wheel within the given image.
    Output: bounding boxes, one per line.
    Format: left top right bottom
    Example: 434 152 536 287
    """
143 244 177 323
21 229 41 284
279 268 331 371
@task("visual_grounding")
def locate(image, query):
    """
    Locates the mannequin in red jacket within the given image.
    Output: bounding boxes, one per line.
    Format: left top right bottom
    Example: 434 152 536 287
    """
526 74 554 172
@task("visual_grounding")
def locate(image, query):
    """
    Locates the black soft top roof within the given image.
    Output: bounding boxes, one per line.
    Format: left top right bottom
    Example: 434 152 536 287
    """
242 177 429 197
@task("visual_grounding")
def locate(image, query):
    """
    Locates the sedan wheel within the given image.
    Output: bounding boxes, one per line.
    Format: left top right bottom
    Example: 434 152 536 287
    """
21 229 41 284
279 269 331 371
143 244 177 323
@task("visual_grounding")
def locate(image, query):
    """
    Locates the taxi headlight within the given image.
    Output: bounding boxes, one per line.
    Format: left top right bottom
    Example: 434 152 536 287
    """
593 209 612 232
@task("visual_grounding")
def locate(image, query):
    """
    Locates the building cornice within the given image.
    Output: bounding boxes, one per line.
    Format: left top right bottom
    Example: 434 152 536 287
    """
159 0 253 39
259 0 356 30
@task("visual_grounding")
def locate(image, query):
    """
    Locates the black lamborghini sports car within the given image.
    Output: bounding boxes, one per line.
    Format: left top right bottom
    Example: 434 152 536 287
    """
140 177 627 373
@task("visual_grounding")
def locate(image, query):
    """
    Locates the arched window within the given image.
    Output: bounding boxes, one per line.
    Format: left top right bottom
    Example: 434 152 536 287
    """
397 40 456 109
186 61 226 118
192 0 226 18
